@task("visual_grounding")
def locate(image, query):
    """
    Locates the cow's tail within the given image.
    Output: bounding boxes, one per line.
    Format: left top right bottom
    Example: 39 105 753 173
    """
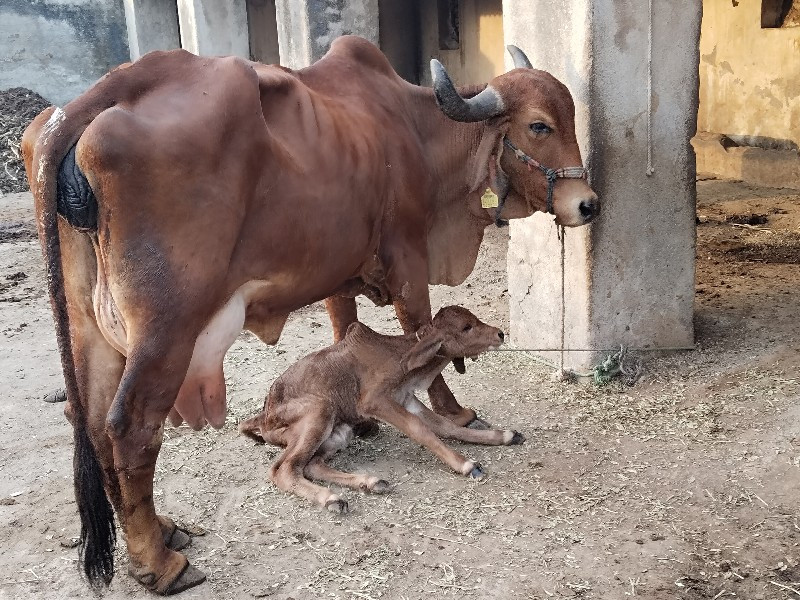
22 99 118 586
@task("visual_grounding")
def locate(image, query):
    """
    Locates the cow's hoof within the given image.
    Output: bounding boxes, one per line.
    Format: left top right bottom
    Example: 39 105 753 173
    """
466 417 491 430
165 527 192 551
130 559 206 596
325 498 349 515
44 389 67 403
509 431 526 445
468 463 485 480
370 479 391 494
162 563 207 596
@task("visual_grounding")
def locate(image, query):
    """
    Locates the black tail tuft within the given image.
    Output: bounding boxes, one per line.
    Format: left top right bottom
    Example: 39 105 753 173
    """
74 424 116 586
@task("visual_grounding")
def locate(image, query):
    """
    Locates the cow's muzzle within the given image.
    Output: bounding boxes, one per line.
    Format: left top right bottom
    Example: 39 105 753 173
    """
578 195 600 223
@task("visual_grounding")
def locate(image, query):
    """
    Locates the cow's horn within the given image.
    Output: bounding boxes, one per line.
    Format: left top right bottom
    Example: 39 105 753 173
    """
430 59 504 123
507 45 533 70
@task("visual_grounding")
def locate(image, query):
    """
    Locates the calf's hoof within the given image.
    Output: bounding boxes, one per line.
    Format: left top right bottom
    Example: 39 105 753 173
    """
44 389 67 403
468 463 485 480
508 431 526 445
325 497 349 515
369 479 391 494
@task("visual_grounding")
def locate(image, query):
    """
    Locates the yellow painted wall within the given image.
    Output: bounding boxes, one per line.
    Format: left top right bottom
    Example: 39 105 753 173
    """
419 0 505 86
698 0 800 145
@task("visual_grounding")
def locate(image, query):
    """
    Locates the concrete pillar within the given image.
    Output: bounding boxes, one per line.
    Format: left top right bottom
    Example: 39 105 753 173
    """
504 0 701 368
247 0 280 64
177 0 250 58
123 0 181 60
274 0 379 69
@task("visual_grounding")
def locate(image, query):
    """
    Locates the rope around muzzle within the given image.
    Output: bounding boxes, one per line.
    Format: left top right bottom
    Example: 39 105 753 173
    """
501 137 589 219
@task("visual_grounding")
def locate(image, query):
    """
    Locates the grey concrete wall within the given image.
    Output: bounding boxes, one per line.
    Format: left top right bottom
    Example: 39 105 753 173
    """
177 0 250 58
275 0 379 69
247 0 280 63
505 0 700 368
378 0 419 83
0 0 129 106
123 0 181 60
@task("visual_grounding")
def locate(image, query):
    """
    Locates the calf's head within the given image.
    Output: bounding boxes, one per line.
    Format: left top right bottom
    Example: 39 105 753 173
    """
402 306 504 373
431 46 599 227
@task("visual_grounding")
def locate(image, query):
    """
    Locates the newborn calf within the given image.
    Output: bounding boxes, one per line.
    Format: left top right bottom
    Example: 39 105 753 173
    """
239 306 524 513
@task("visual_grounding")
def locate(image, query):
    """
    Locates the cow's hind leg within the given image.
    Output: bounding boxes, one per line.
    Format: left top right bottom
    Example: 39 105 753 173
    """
106 337 206 595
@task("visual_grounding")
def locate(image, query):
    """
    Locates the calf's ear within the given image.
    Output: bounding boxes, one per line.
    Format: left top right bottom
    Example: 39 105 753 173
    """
402 335 444 373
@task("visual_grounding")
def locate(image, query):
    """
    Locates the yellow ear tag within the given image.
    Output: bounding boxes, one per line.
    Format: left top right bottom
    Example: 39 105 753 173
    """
481 188 499 209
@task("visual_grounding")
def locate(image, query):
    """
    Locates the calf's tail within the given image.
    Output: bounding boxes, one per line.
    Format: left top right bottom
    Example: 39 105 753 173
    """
238 413 267 443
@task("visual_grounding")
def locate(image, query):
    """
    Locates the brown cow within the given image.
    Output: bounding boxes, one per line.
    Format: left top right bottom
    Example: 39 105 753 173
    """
22 36 597 593
239 306 521 513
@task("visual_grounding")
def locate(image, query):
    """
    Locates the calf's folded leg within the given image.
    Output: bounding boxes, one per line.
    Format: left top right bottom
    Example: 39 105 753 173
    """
269 412 349 513
304 456 390 493
360 393 484 478
406 396 525 446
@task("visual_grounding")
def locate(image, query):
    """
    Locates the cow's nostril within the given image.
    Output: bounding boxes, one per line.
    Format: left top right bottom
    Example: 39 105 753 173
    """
579 198 599 221
497 331 505 342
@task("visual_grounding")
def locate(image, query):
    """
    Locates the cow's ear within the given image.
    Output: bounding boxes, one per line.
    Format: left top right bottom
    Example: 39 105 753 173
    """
402 333 444 373
469 116 510 193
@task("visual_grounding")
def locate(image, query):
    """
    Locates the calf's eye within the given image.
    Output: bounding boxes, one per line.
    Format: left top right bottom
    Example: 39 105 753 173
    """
462 324 472 332
530 122 552 135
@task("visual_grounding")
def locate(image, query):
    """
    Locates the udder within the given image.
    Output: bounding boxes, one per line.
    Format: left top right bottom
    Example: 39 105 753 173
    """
95 279 276 431
168 290 247 430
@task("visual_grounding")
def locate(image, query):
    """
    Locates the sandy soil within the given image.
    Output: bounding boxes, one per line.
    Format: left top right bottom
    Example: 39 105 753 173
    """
0 180 798 600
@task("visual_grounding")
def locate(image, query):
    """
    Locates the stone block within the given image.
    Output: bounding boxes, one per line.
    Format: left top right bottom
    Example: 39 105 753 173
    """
504 0 701 368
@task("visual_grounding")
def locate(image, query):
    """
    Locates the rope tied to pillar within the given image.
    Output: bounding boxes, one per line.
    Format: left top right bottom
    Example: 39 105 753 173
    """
559 224 566 374
549 223 645 387
646 0 655 176
550 224 572 382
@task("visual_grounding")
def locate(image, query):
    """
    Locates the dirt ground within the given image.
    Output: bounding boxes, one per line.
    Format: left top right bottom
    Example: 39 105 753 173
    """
1 179 798 600
0 88 51 195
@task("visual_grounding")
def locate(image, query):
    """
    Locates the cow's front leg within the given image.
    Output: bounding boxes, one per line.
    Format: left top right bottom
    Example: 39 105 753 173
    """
325 295 358 342
392 296 484 428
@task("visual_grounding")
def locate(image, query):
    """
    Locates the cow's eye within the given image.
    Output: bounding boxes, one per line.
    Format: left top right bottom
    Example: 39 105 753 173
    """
530 122 552 135
462 324 473 332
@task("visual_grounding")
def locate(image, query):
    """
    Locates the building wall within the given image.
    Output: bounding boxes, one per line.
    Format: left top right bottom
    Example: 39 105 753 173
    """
698 0 800 146
0 0 129 106
378 0 420 83
418 0 505 86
